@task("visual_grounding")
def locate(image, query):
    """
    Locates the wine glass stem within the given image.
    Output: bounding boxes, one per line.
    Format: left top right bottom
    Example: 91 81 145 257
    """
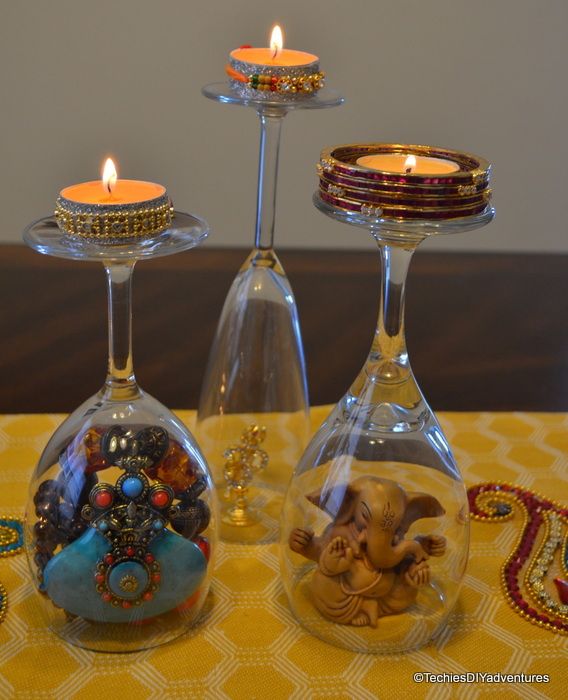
371 239 417 380
254 107 285 250
103 261 140 400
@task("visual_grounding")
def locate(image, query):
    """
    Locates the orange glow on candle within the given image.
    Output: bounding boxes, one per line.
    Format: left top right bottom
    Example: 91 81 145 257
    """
102 158 117 196
356 153 460 175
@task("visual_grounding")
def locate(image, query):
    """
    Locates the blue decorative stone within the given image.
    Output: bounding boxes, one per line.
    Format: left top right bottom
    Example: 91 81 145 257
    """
121 477 144 499
153 519 163 531
43 528 207 623
107 561 149 600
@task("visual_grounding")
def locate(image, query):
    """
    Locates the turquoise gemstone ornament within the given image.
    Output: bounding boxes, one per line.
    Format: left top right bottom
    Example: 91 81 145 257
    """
29 423 214 643
44 528 206 622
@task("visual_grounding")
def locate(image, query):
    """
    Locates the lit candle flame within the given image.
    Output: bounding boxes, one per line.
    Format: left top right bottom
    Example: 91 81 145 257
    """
102 157 117 195
404 154 416 174
270 24 283 59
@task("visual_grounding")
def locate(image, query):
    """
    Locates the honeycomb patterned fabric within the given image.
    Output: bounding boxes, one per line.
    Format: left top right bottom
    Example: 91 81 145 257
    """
0 409 567 700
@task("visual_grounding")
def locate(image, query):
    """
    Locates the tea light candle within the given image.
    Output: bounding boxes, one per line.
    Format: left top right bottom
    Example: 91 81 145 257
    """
60 158 167 206
55 158 173 242
317 143 492 220
230 26 318 69
356 153 460 175
226 25 324 98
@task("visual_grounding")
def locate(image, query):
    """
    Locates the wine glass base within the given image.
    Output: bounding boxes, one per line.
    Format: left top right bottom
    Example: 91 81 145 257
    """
202 82 344 111
23 211 209 261
222 505 261 528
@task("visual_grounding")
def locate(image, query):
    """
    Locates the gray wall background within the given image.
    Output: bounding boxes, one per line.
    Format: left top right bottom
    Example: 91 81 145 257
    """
0 0 565 252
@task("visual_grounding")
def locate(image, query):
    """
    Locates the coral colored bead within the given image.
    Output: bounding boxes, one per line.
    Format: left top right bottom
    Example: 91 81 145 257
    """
126 546 136 557
95 491 112 508
122 601 132 609
152 573 161 583
143 592 153 601
145 553 155 564
95 573 105 584
151 490 170 508
104 554 114 565
102 592 112 602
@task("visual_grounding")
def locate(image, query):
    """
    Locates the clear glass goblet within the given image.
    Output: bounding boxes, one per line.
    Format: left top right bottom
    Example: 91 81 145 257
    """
280 195 495 653
22 215 218 652
197 85 343 542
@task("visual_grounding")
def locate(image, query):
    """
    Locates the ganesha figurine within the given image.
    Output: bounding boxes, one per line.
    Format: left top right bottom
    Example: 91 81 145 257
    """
289 477 446 628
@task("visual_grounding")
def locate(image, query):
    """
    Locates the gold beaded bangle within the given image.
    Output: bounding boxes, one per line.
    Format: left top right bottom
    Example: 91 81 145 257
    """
55 198 174 242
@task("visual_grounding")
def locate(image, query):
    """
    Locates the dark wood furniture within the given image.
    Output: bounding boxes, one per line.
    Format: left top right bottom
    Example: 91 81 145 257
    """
0 245 564 413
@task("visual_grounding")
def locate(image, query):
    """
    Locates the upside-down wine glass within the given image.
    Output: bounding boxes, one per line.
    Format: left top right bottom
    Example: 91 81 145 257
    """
197 83 343 542
22 214 217 652
280 142 494 652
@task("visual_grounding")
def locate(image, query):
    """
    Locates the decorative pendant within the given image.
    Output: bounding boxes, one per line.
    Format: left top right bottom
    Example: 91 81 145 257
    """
35 424 211 623
468 482 568 635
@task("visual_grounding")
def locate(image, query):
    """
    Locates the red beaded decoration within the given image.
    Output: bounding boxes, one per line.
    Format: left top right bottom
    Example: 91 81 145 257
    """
150 489 170 508
468 481 568 635
94 490 113 508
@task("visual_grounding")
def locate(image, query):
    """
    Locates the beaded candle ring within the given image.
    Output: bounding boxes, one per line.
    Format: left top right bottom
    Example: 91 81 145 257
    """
226 26 325 101
317 144 492 220
55 158 173 244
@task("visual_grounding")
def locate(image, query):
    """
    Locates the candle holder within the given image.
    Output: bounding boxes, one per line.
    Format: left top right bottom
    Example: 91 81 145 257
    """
280 163 494 653
22 214 217 652
197 83 343 543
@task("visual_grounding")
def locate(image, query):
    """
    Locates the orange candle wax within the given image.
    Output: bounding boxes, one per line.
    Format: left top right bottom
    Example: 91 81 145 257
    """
60 180 166 205
230 47 318 68
356 154 460 175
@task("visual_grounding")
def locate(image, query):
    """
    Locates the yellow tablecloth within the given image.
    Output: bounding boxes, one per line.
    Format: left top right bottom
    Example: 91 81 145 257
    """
0 409 567 699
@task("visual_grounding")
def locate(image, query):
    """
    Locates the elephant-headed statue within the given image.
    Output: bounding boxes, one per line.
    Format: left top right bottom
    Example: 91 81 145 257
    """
289 475 447 627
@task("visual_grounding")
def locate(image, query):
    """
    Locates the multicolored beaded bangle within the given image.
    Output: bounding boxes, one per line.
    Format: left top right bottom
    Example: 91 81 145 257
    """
226 64 325 96
468 482 568 635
